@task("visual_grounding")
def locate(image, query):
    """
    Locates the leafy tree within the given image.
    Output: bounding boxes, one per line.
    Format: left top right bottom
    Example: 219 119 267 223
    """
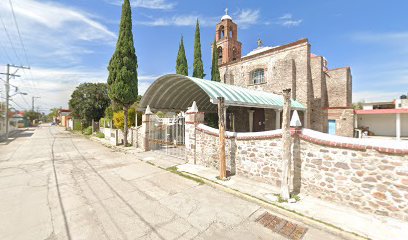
104 102 122 120
113 108 135 130
176 36 188 76
193 19 205 79
353 100 365 110
107 0 138 146
46 108 59 122
211 39 220 81
25 111 41 122
69 83 110 125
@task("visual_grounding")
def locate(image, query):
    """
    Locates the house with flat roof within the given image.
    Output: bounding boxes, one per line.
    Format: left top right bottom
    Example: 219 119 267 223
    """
355 96 408 140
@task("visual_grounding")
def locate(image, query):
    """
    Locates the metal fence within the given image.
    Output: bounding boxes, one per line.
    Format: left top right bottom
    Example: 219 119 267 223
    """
147 115 185 159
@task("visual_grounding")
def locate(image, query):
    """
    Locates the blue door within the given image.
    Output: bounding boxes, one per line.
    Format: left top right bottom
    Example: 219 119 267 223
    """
328 120 336 135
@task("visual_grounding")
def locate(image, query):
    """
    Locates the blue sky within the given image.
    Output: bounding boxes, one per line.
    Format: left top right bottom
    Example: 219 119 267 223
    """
0 0 407 111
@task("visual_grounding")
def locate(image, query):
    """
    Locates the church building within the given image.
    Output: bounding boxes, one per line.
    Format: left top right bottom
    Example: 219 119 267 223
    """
214 9 354 137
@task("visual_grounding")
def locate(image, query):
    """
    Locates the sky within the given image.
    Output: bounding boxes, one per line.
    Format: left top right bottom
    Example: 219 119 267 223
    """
0 0 407 112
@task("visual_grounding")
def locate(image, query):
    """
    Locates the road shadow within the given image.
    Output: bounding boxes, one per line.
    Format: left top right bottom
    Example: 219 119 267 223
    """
0 128 35 145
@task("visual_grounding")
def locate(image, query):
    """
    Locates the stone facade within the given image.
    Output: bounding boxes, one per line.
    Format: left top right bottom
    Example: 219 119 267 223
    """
215 15 353 136
191 121 408 221
327 108 355 137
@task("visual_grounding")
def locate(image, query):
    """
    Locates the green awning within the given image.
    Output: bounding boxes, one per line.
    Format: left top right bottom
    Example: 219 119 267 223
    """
139 74 306 112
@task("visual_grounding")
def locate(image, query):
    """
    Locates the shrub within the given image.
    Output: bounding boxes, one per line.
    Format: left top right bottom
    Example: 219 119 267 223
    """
96 132 105 138
73 119 82 131
113 108 135 130
83 126 92 135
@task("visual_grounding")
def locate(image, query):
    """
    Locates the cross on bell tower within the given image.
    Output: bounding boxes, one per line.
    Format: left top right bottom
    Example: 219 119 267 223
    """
213 9 242 65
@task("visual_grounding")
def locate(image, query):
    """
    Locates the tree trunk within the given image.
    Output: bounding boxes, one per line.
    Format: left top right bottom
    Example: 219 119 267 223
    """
124 106 128 146
281 89 292 200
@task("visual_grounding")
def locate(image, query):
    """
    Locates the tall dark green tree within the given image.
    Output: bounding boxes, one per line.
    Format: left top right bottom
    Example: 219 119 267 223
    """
107 0 138 146
211 39 220 81
176 36 188 76
193 19 204 78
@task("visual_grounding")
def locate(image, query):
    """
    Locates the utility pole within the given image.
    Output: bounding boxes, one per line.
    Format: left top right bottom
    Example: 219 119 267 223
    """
32 96 40 112
1 64 30 141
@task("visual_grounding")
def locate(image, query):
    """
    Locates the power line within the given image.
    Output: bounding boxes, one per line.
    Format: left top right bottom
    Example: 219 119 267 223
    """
2 1 39 99
0 11 22 65
8 0 30 67
10 99 25 110
20 94 31 109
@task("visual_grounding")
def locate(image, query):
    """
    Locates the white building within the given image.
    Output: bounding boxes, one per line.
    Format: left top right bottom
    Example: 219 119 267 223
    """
355 96 408 140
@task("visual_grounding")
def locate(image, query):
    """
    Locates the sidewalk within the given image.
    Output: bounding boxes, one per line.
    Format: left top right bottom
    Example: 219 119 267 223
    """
87 134 407 240
177 164 408 240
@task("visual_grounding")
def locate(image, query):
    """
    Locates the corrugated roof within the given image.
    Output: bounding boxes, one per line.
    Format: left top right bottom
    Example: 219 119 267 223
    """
139 74 305 112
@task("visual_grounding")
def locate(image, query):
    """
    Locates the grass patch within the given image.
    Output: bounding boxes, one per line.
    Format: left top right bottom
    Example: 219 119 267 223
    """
166 166 205 185
95 132 105 138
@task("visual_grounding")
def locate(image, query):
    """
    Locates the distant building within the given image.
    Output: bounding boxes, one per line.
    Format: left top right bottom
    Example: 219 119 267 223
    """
355 96 408 140
57 109 71 127
215 9 353 136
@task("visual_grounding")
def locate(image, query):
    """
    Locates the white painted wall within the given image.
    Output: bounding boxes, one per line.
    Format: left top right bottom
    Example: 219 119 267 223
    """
357 114 408 137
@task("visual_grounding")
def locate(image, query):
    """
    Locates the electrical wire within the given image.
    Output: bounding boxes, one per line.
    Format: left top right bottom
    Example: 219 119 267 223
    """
0 10 22 65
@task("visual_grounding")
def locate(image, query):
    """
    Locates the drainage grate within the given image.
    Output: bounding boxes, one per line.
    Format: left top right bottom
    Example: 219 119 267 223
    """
255 212 308 240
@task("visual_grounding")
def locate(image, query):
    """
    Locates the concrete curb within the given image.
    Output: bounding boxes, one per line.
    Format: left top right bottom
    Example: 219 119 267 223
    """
80 131 367 240
178 171 368 240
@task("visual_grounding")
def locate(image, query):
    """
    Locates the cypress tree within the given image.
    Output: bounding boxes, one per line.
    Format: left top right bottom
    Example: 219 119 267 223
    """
176 36 188 76
193 19 205 78
107 0 138 146
211 39 220 81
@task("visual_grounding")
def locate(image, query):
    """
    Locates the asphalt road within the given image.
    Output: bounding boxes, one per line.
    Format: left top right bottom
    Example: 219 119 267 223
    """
0 126 342 240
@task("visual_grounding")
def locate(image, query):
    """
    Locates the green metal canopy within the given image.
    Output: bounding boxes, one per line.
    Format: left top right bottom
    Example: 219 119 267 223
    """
139 74 306 112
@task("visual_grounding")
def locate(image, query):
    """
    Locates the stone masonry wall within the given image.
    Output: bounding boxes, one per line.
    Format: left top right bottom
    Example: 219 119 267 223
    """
299 129 408 221
327 108 355 137
326 67 352 108
193 124 408 221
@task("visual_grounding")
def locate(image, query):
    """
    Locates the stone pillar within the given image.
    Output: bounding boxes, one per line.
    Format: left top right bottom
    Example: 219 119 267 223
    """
396 113 401 141
185 102 204 164
141 106 153 151
248 110 254 132
275 109 281 130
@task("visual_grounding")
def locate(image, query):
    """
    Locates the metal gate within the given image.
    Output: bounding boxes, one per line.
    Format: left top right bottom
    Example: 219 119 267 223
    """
147 115 185 159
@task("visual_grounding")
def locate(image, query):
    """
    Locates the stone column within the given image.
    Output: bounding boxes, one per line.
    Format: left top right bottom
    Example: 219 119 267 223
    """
185 102 204 164
396 113 401 141
141 106 153 151
248 110 254 132
275 109 281 130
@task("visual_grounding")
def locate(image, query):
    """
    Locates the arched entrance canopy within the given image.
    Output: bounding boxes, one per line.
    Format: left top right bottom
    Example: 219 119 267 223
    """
139 74 305 113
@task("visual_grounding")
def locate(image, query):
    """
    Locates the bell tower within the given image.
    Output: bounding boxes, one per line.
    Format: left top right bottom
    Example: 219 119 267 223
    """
214 8 242 65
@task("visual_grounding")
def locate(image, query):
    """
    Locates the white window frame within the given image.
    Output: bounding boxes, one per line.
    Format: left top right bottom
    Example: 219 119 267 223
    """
252 69 265 84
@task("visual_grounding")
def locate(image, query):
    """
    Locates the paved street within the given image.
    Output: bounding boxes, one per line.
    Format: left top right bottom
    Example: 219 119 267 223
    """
0 126 342 240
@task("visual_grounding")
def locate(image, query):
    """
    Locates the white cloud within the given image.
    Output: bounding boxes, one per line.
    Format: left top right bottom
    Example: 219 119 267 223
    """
352 32 408 43
106 0 175 10
7 67 162 112
352 32 408 53
135 14 221 27
265 13 302 27
234 9 260 29
278 13 302 27
135 9 260 28
353 90 403 103
0 0 116 66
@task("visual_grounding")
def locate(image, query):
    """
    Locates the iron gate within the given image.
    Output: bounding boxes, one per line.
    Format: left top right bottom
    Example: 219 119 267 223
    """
147 115 185 158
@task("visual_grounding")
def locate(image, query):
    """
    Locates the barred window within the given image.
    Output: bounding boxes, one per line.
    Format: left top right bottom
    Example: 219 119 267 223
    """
252 69 265 84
